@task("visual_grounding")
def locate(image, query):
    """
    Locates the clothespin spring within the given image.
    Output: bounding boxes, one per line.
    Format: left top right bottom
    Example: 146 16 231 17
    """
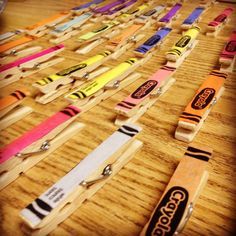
80 164 112 188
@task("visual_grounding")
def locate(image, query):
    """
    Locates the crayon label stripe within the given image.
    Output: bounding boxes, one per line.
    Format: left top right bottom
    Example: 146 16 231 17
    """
187 146 212 156
185 152 209 162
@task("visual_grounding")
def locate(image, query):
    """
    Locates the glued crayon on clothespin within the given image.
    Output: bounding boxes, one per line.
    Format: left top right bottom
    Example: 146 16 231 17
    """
49 12 93 43
134 5 165 24
140 144 213 236
181 7 205 31
206 8 234 37
20 123 142 236
0 89 33 130
0 29 24 45
175 70 227 142
71 0 104 15
92 0 130 14
102 0 138 20
219 31 236 73
33 50 112 104
0 35 39 60
166 26 200 68
134 27 172 57
25 11 71 37
117 2 152 23
75 20 122 54
115 65 176 125
0 44 65 88
0 105 84 190
106 21 150 59
158 3 182 27
65 56 151 113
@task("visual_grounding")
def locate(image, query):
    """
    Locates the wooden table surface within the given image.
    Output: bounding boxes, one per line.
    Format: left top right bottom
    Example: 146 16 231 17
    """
0 0 236 235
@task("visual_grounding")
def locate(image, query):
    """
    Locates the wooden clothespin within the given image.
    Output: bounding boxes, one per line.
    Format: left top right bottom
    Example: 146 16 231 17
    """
71 0 104 15
0 29 24 44
181 7 205 31
134 27 172 57
25 11 71 37
166 26 200 68
206 8 234 37
158 3 182 27
0 35 39 61
175 70 227 142
117 2 152 23
20 123 142 236
140 144 213 236
0 105 84 190
75 20 122 54
115 65 176 125
0 44 64 88
219 30 236 73
49 12 94 43
106 21 151 59
65 56 151 113
199 0 216 8
0 89 33 130
33 50 112 104
166 0 185 7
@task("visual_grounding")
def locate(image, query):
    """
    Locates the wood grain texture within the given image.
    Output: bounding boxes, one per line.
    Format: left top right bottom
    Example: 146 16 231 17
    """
0 0 236 235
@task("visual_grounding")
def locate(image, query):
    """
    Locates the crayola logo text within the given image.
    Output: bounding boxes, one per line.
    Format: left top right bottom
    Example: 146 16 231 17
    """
191 88 215 110
131 80 158 99
145 186 189 236
175 35 191 48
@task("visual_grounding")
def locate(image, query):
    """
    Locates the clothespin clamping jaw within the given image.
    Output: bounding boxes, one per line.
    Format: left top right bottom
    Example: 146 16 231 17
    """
105 21 150 59
25 11 71 37
199 0 216 8
140 144 213 236
0 89 33 130
158 3 182 27
115 65 176 125
0 44 65 88
181 7 205 31
33 50 112 104
49 12 94 44
20 124 143 236
65 57 150 113
0 35 41 64
0 105 84 190
75 20 121 54
206 8 233 37
166 26 200 68
0 29 24 45
219 31 236 73
134 27 172 58
175 70 227 142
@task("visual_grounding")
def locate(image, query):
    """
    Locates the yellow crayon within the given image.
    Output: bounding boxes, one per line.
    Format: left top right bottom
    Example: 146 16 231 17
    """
36 51 111 86
67 58 138 100
77 21 119 41
118 3 149 20
167 26 200 59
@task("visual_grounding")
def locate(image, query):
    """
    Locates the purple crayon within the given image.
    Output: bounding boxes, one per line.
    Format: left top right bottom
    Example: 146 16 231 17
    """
159 3 182 23
105 0 137 15
134 27 172 55
182 7 205 26
92 0 126 14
